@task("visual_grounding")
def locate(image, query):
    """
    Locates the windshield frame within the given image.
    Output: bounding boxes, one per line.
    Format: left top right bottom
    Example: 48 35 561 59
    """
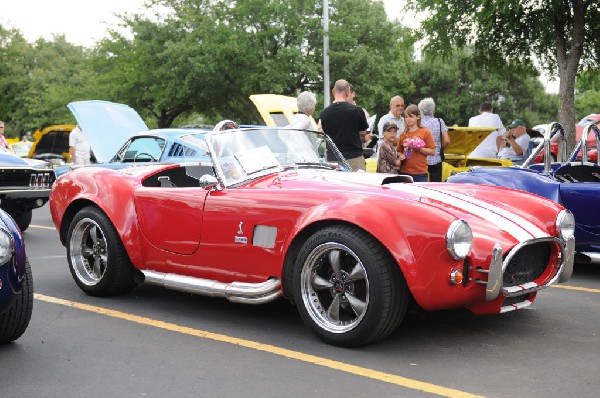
205 127 351 187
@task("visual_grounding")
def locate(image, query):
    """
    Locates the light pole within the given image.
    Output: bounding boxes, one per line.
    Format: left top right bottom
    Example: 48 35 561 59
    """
323 0 330 107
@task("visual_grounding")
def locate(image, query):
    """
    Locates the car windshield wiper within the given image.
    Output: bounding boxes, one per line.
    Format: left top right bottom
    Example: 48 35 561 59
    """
289 162 337 170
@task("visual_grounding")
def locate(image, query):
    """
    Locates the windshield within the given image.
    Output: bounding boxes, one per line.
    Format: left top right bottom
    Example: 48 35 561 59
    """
206 127 349 186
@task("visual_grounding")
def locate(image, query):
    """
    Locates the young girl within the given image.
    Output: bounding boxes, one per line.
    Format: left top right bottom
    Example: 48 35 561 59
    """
396 104 435 182
377 122 404 173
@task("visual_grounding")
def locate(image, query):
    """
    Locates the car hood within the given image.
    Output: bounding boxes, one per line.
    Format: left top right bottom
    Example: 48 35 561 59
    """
0 148 33 166
445 126 497 157
68 100 149 163
249 94 317 129
278 170 555 241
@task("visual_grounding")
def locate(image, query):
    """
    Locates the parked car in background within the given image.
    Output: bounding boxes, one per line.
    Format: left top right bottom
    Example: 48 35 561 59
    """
448 122 600 264
28 124 75 166
0 208 33 343
250 94 317 128
0 147 55 231
50 124 574 347
54 100 212 177
533 115 600 163
440 126 514 180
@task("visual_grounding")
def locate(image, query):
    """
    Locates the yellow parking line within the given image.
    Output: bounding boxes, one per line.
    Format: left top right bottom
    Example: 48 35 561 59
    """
34 293 483 398
29 224 56 230
552 285 600 294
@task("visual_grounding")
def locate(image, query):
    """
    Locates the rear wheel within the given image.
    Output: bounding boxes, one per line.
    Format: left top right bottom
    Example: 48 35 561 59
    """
293 225 408 347
67 206 137 296
0 258 33 344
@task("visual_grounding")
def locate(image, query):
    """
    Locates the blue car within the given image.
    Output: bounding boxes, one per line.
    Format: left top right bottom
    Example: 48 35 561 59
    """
55 100 212 177
447 122 600 263
0 208 33 343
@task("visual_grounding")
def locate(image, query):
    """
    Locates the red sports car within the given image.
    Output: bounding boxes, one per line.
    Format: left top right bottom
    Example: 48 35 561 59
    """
50 125 575 347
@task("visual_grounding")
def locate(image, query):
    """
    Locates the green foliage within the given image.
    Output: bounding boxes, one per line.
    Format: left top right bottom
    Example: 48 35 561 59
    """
575 90 600 119
406 0 600 149
406 49 558 127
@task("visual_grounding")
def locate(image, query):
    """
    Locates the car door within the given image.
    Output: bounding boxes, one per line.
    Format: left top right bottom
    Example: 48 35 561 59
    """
133 186 208 255
198 187 303 280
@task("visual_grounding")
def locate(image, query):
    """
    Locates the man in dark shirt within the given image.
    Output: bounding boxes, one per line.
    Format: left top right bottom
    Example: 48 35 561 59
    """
319 79 369 171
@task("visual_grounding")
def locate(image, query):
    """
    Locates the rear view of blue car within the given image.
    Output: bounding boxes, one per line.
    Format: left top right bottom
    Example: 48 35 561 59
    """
0 209 33 343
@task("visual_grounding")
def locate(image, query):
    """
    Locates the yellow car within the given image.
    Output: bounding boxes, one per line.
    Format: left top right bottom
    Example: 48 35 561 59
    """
28 124 76 166
249 94 317 128
442 126 513 180
366 126 512 178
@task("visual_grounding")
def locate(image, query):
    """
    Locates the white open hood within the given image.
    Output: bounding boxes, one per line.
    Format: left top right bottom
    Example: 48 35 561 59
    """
67 100 149 163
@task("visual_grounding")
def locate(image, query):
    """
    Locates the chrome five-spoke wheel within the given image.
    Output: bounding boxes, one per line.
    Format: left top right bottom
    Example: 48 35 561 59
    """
294 225 407 347
300 242 369 333
69 217 108 286
66 206 136 296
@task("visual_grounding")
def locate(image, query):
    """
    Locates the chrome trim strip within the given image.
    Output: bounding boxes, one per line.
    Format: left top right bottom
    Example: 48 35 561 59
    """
558 236 575 282
485 244 503 301
142 270 282 304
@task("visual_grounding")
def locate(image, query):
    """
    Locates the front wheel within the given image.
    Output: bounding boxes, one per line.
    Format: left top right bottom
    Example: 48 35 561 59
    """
293 225 408 347
67 206 137 296
0 258 33 344
11 210 32 232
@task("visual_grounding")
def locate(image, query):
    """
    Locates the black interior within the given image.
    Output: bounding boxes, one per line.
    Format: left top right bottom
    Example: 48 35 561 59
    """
142 165 215 187
554 163 600 183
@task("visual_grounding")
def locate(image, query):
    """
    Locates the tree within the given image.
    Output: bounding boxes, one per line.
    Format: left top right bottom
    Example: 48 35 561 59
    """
0 25 33 136
141 0 416 124
406 0 600 149
407 49 557 126
575 69 600 118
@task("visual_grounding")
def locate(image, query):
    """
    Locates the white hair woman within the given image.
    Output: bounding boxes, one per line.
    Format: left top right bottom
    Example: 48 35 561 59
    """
418 97 450 182
287 91 317 130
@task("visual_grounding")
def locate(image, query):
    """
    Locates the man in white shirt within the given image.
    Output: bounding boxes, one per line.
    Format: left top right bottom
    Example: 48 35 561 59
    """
377 96 405 148
468 102 506 158
69 125 91 165
497 119 531 164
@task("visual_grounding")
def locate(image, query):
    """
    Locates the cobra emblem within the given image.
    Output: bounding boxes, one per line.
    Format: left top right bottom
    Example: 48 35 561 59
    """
238 222 244 235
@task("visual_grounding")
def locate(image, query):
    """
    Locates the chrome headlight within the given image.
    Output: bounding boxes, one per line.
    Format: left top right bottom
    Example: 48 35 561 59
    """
556 210 575 240
446 220 473 260
0 229 15 265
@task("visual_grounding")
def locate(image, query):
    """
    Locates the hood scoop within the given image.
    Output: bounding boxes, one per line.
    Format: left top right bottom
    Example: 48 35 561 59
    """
382 175 414 186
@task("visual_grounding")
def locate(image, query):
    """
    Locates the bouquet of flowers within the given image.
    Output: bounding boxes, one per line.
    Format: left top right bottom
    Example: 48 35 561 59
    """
403 137 426 159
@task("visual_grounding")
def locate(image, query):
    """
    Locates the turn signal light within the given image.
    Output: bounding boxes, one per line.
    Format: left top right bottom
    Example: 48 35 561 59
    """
450 269 463 285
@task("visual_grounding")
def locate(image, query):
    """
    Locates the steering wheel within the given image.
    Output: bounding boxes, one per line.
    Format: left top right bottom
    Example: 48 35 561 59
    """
134 152 157 162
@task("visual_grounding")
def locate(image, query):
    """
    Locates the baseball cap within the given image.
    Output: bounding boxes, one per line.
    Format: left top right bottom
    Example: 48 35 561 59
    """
507 119 526 129
382 121 398 132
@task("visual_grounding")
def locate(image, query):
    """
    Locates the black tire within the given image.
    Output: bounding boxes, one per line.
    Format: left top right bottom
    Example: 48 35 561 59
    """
66 206 137 296
0 258 33 344
12 210 32 232
293 225 408 347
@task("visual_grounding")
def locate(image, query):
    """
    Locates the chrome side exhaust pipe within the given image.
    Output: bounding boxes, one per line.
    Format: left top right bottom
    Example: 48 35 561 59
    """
141 270 283 304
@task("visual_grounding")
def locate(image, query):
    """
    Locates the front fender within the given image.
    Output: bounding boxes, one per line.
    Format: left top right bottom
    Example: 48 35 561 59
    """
50 168 145 266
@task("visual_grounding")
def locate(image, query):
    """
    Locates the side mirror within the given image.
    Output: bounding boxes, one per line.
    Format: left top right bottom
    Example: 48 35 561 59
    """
199 174 219 189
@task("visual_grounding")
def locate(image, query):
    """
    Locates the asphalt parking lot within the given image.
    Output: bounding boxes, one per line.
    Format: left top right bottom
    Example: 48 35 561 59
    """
2 207 600 398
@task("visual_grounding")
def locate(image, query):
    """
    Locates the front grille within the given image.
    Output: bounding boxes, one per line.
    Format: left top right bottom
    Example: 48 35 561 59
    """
0 168 54 189
503 241 552 287
503 294 531 307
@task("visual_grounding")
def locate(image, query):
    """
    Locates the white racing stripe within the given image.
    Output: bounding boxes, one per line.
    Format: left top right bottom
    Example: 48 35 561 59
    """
389 185 548 242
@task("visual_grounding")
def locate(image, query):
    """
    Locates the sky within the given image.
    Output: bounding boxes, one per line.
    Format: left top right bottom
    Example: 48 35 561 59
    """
0 0 557 93
0 0 407 47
